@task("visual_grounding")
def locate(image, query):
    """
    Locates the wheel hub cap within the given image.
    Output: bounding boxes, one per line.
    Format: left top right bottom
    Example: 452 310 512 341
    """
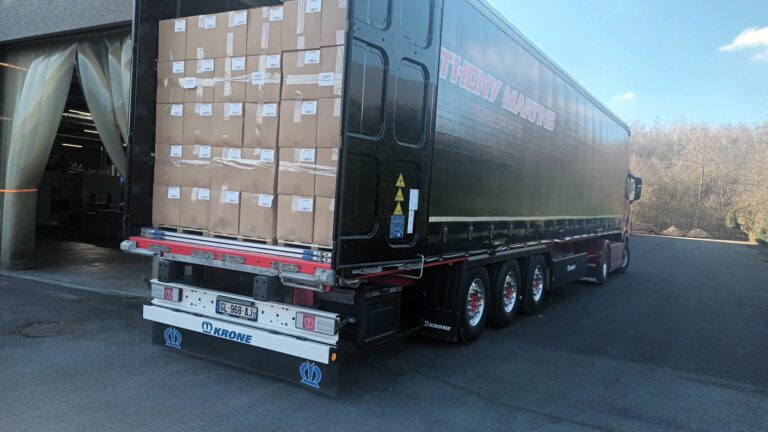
502 273 517 313
532 266 544 302
466 278 486 327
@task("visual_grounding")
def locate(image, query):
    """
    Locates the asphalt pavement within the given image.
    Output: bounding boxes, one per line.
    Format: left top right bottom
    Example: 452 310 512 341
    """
1 235 767 432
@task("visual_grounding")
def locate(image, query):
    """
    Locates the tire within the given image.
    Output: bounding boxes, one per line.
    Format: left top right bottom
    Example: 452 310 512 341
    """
615 241 630 273
594 242 610 285
458 267 490 344
489 260 521 328
519 255 548 315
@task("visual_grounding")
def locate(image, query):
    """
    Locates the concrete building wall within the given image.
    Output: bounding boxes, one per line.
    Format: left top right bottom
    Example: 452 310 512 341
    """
0 0 133 44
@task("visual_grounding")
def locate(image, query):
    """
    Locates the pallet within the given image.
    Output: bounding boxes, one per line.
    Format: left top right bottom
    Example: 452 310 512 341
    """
277 239 333 251
155 225 208 237
209 232 277 245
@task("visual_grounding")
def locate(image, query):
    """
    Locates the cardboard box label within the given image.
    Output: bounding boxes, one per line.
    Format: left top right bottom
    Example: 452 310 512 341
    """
197 103 213 116
301 101 318 115
174 19 186 32
258 194 274 208
227 148 242 160
260 149 275 163
299 148 316 162
296 197 314 212
227 103 243 116
170 104 184 116
231 57 246 70
269 7 284 22
198 145 212 158
230 11 248 27
197 59 214 73
168 186 181 199
172 61 185 74
329 198 335 211
318 72 335 87
251 72 266 85
224 191 240 204
334 98 342 117
202 15 217 29
304 50 321 64
265 54 281 69
180 77 197 89
169 145 183 157
197 188 211 200
306 0 322 13
262 103 278 117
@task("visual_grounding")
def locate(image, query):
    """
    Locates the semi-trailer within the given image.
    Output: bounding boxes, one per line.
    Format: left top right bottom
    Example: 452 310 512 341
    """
123 0 643 396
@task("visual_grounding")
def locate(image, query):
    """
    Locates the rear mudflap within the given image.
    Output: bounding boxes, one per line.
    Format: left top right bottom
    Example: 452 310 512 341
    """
152 324 340 396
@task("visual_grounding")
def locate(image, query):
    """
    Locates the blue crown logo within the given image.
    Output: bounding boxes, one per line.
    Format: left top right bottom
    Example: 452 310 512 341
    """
164 327 182 349
201 321 214 334
299 361 322 389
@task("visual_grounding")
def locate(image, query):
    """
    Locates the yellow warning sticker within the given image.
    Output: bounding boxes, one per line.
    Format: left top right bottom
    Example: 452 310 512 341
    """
395 174 405 188
394 189 404 202
393 202 403 216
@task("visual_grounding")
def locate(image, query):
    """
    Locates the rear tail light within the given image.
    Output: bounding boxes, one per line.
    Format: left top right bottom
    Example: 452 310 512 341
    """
295 312 336 335
151 283 181 302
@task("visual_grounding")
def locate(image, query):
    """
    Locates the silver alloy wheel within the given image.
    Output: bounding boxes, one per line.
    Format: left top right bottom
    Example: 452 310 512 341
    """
466 278 486 327
502 272 518 313
602 260 609 279
621 248 629 268
532 266 544 302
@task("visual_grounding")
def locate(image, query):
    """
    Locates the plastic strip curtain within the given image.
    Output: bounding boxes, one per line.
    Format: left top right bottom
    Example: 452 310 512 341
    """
0 45 77 269
77 35 131 177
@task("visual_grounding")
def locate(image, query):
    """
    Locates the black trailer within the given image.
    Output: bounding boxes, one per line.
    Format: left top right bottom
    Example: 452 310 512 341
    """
124 0 643 396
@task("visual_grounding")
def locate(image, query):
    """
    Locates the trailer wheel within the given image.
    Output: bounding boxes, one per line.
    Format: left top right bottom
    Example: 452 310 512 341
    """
458 267 490 344
489 260 521 327
615 241 630 273
520 255 548 315
594 242 610 285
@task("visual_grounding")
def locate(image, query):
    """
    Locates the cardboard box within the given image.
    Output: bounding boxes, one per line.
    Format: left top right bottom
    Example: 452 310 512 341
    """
276 194 314 243
152 184 181 226
158 18 187 62
183 58 215 102
157 60 186 103
244 102 279 148
321 0 348 47
315 147 338 198
281 46 344 100
180 144 213 187
186 14 220 59
156 103 184 144
313 197 335 246
213 102 244 146
246 54 282 103
278 100 318 148
186 11 248 59
153 144 183 185
180 186 210 229
182 103 213 145
214 57 248 102
316 97 342 148
239 192 277 240
209 189 241 235
282 0 322 51
183 103 244 146
278 147 316 196
211 147 276 194
247 6 284 55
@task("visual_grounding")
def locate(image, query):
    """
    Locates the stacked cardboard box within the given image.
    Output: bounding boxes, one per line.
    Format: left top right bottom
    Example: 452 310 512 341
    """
276 0 345 246
154 0 346 246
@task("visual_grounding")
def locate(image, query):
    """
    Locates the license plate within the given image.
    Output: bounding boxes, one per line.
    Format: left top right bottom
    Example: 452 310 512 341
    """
216 297 258 321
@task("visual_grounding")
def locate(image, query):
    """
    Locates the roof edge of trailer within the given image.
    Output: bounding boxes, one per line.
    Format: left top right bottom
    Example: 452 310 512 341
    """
471 0 631 135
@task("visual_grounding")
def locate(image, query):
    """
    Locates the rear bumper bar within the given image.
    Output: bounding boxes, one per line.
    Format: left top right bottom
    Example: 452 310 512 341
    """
144 305 340 395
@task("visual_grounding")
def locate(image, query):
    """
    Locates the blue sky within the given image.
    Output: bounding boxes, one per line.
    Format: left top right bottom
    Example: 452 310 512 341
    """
485 0 768 125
